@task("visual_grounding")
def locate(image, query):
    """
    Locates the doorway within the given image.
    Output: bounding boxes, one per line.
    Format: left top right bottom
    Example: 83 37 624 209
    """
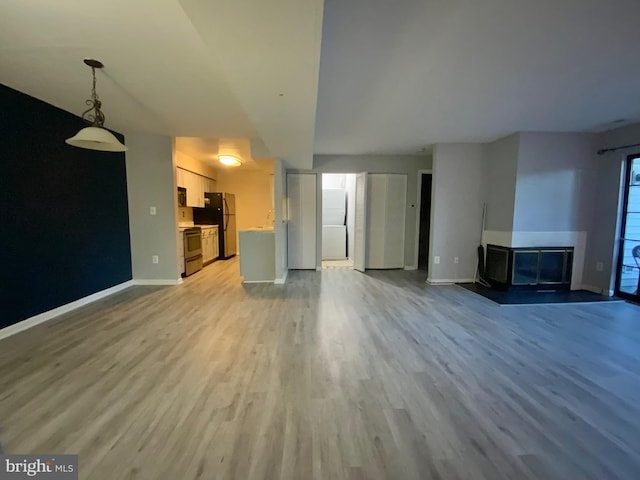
322 173 356 269
418 173 433 271
615 154 640 301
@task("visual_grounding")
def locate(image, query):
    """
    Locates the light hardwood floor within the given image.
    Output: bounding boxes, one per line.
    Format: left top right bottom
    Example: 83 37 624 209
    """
1 258 640 479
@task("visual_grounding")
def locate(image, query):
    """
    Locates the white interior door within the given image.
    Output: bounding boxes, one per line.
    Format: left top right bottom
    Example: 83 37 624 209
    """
287 173 317 269
384 174 407 267
366 174 407 269
354 172 368 272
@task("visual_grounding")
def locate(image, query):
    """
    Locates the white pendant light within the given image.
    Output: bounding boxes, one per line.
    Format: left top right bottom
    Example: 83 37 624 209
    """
219 155 242 166
66 59 127 152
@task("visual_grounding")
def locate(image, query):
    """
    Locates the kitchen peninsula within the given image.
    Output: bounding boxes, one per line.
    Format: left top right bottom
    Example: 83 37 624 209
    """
238 227 275 283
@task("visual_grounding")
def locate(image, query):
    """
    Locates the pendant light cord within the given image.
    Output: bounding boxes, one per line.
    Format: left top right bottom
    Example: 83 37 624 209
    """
81 66 106 128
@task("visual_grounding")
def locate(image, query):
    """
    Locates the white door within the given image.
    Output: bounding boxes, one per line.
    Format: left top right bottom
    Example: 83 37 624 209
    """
353 172 368 272
287 173 317 269
366 174 407 269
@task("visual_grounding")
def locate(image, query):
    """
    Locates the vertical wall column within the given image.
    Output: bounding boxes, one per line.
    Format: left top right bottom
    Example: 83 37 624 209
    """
429 144 486 283
273 159 289 283
126 134 180 284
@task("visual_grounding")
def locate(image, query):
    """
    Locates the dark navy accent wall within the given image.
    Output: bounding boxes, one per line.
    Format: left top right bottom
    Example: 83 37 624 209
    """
0 84 132 329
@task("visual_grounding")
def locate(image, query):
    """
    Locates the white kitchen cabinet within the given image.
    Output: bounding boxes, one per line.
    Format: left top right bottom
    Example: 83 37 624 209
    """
366 174 407 269
202 227 214 263
184 170 203 207
200 176 208 198
201 226 219 264
177 168 214 207
196 174 205 207
184 170 197 207
212 226 219 259
287 173 317 269
176 168 186 188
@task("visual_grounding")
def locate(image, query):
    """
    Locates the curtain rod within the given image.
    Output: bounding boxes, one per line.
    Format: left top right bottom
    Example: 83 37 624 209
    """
597 142 640 155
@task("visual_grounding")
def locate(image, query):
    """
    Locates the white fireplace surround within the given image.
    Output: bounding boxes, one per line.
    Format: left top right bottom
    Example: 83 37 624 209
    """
482 230 587 291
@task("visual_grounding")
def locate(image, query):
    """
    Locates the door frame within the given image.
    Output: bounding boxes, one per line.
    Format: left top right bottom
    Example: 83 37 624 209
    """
614 153 640 301
413 169 433 270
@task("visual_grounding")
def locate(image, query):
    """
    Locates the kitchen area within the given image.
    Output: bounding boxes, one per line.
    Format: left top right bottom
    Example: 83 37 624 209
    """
174 137 276 282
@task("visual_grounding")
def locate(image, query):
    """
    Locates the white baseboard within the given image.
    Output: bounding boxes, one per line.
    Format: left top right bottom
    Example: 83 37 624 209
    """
426 278 475 285
0 280 134 341
404 265 418 271
132 278 183 285
274 269 289 285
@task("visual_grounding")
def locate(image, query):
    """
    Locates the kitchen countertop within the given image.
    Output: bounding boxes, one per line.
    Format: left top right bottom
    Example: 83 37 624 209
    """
239 226 274 232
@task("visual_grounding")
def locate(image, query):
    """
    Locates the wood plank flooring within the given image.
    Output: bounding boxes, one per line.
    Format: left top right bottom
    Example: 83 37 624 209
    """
1 259 640 479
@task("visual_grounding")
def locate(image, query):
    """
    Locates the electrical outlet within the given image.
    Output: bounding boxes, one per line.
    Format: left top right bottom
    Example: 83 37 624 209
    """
152 255 159 264
149 206 157 215
454 257 460 264
434 256 440 265
596 261 604 272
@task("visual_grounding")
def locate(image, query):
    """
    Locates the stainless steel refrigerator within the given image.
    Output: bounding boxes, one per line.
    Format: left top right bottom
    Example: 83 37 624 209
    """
193 192 237 259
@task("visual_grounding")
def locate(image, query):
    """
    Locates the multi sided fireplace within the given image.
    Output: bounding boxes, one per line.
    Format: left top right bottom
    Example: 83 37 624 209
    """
485 244 573 290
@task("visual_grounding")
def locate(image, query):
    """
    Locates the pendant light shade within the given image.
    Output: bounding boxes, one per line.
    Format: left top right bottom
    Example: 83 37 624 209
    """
66 59 127 152
66 126 127 152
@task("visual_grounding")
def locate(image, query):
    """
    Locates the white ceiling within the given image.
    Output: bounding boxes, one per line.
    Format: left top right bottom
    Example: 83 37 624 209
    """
0 0 323 168
3 1 640 164
314 0 640 155
175 137 273 172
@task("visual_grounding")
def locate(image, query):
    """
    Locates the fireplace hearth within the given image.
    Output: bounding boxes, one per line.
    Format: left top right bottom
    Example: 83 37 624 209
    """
485 244 573 290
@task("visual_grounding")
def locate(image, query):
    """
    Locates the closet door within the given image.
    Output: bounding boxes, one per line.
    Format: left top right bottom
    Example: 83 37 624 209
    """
353 172 368 272
366 174 407 268
287 173 317 269
366 174 387 268
383 174 407 267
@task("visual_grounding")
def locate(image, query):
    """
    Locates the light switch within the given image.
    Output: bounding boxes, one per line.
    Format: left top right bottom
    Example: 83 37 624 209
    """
149 206 157 215
434 256 440 265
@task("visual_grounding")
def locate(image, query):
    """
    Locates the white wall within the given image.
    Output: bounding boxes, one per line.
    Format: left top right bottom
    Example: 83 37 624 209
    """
513 132 597 232
216 168 274 243
583 122 640 294
484 133 519 234
429 144 485 283
126 134 180 283
311 155 433 268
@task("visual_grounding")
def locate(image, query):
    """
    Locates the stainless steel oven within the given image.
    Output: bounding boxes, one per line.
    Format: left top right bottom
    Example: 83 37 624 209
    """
183 227 203 276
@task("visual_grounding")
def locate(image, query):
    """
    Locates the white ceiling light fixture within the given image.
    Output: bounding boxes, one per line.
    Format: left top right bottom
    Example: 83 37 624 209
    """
66 59 127 152
219 155 241 166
